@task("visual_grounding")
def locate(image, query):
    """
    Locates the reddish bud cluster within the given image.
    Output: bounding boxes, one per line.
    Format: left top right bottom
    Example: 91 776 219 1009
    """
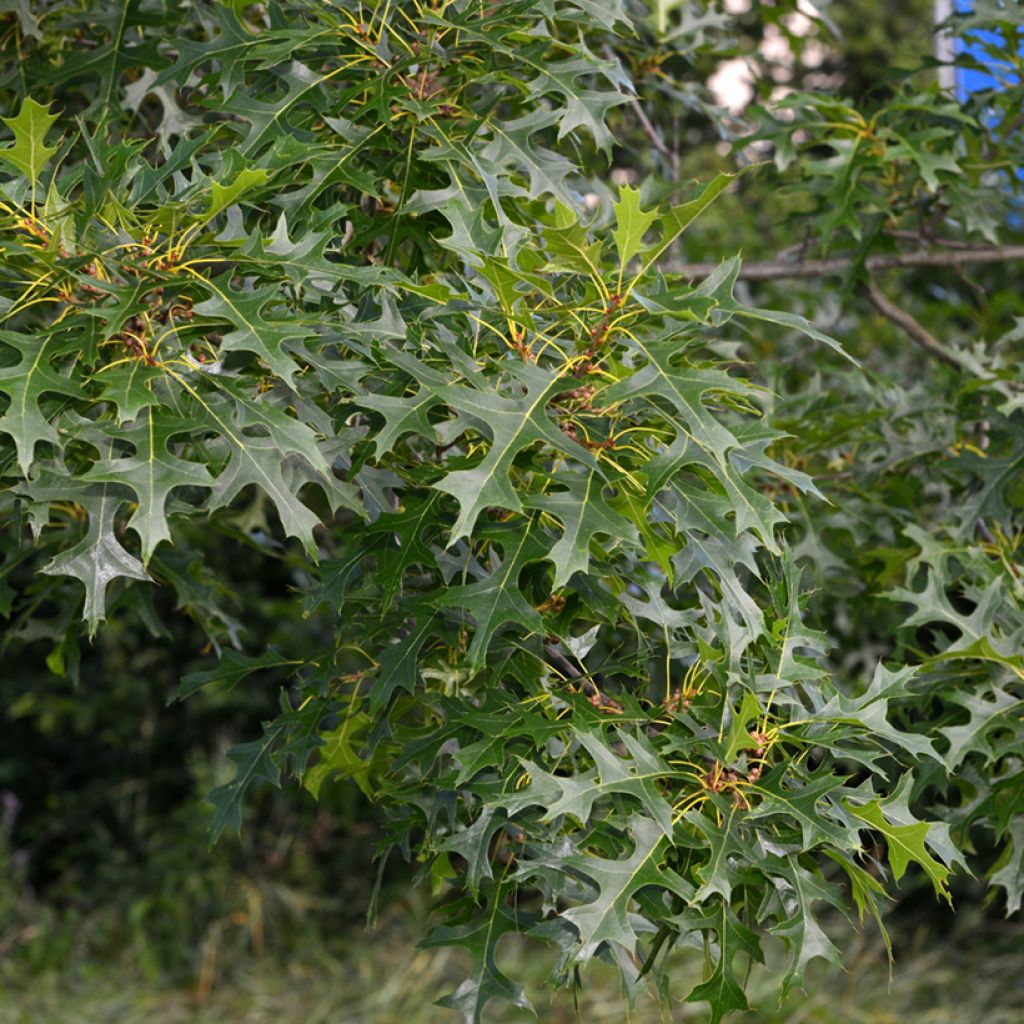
117 314 155 364
564 384 596 406
109 290 196 366
509 327 533 362
16 216 50 243
702 762 750 809
151 250 181 272
588 691 623 714
575 294 624 376
400 65 446 102
536 593 566 614
663 688 693 713
575 680 623 715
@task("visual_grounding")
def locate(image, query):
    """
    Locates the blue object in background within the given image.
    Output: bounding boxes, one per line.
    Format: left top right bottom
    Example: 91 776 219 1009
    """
951 0 1021 102
956 39 1007 99
950 1 1023 215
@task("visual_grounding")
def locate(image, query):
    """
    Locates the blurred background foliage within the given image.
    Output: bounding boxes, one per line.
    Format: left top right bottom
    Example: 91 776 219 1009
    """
2 0 1022 1020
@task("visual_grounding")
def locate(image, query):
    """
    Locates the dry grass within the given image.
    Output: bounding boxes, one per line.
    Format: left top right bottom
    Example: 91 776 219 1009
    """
3 903 1022 1024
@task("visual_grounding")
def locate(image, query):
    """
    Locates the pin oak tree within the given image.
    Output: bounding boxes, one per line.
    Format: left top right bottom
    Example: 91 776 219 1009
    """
1 1 1023 1020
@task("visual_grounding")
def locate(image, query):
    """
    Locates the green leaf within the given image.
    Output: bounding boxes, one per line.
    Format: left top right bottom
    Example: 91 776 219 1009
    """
193 274 309 386
640 171 744 273
612 185 658 275
769 854 845 996
174 647 298 702
433 362 599 543
727 298 857 365
884 129 962 191
370 607 436 710
84 409 214 564
368 492 444 608
0 97 59 184
750 767 860 853
501 728 676 836
435 523 546 671
697 257 856 364
541 201 605 275
681 900 764 1024
807 662 946 767
824 849 892 964
561 815 694 958
420 879 534 1024
437 807 509 898
151 4 312 100
481 111 587 204
205 167 270 221
93 360 161 424
603 338 755 469
452 697 566 785
208 719 286 840
355 380 445 458
304 711 373 798
0 331 86 474
723 689 762 764
303 548 366 616
527 471 636 587
991 816 1024 916
888 572 1024 681
179 376 353 556
26 468 151 636
689 806 749 904
847 799 951 901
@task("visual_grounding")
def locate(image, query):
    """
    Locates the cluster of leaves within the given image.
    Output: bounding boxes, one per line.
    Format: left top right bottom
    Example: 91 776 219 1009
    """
722 2 1024 931
0 1 1021 1021
767 330 1024 915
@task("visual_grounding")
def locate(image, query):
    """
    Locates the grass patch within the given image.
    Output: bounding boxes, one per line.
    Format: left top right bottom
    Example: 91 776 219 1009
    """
3 898 1021 1024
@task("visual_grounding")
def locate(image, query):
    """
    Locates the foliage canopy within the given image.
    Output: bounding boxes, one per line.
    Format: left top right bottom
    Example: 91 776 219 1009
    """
1 1 1023 1020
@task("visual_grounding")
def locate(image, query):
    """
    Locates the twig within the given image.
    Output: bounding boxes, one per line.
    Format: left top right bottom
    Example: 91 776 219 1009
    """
544 643 622 712
863 276 961 369
602 45 675 166
976 518 996 545
882 229 981 250
630 97 675 163
665 244 1024 282
545 643 583 681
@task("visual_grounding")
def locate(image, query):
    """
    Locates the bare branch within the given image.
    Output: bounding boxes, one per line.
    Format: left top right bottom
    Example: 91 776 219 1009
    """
863 276 962 369
666 244 1024 282
882 229 985 250
976 518 996 545
544 643 622 711
545 643 583 681
603 45 675 166
629 97 675 163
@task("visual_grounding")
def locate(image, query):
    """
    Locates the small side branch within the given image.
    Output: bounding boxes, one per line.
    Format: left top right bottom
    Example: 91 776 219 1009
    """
545 643 583 681
863 276 961 369
603 45 676 169
544 643 622 712
667 244 1024 282
628 96 676 164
